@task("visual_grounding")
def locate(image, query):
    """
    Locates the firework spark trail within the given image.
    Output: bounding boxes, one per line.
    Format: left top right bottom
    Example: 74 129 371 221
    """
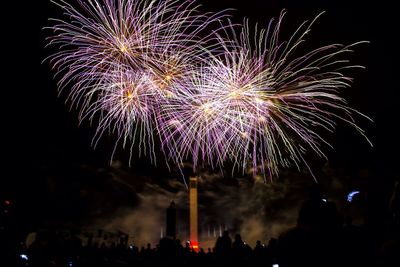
158 11 371 181
45 1 370 181
45 0 226 164
83 68 158 162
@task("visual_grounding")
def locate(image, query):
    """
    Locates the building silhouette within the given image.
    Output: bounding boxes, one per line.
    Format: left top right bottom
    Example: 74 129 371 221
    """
166 201 176 239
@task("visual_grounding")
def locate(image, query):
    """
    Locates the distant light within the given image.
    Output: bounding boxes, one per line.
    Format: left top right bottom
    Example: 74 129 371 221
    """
322 198 327 202
20 254 28 261
272 264 279 267
347 191 360 202
68 261 73 267
5 200 11 205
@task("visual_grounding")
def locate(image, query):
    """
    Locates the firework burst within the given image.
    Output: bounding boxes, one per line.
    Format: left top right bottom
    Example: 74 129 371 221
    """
158 11 371 180
45 1 370 181
83 68 157 161
45 0 224 163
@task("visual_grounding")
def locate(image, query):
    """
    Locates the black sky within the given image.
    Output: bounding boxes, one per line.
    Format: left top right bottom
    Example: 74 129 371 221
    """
1 0 398 232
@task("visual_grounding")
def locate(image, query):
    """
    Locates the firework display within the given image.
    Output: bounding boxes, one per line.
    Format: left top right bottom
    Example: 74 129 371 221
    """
46 0 370 180
46 0 221 163
158 13 371 179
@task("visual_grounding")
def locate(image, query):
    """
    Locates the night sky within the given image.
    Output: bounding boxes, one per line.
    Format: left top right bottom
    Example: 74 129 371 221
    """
2 0 398 246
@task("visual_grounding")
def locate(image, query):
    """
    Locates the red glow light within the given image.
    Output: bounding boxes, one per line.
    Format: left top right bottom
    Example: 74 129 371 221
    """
189 240 199 252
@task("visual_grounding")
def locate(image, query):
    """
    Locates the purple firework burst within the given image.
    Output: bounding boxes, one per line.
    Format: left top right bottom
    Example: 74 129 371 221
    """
157 11 371 180
45 0 223 163
45 1 370 181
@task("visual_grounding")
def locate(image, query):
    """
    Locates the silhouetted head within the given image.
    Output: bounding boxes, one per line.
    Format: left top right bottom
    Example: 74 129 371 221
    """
234 234 242 241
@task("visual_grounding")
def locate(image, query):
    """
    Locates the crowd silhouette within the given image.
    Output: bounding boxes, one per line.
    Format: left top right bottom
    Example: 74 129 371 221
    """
3 184 399 267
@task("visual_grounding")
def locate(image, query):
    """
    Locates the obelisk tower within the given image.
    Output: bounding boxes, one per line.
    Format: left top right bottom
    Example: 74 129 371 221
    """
189 176 199 251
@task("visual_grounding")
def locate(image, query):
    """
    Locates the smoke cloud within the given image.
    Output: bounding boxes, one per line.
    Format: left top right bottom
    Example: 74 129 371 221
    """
85 161 366 248
91 163 317 248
